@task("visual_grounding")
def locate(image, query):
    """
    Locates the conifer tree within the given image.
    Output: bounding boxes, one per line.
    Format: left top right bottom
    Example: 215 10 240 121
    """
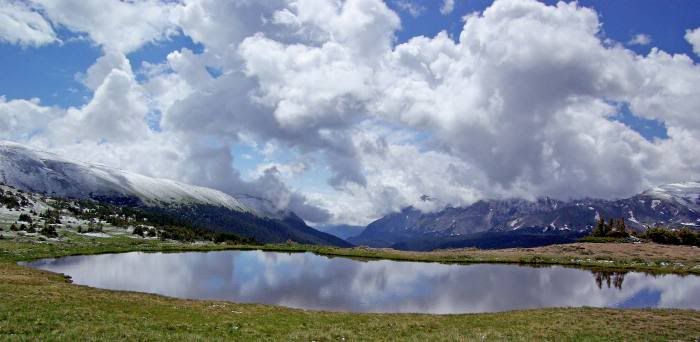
593 216 607 237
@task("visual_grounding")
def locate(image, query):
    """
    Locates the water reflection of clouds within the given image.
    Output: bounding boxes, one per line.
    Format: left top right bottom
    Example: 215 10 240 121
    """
28 251 700 314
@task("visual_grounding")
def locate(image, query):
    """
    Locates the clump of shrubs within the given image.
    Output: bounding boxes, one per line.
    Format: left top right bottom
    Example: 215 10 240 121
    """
0 190 22 209
212 232 245 244
132 225 146 237
642 227 699 247
39 209 61 224
147 228 157 237
132 226 158 238
86 223 103 233
40 225 58 238
18 213 33 224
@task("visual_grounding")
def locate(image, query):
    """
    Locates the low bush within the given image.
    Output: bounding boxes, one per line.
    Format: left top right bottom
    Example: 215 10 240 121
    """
642 227 700 247
578 236 626 244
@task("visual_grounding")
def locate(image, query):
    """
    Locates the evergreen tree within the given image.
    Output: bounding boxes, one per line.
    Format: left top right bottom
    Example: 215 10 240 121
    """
593 216 607 237
18 213 33 223
618 218 626 233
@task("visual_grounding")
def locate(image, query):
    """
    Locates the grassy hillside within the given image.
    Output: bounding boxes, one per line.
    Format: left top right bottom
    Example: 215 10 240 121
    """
1 236 700 340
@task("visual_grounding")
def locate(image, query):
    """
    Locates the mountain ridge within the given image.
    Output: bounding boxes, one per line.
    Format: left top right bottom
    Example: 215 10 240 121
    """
350 184 700 249
0 141 349 247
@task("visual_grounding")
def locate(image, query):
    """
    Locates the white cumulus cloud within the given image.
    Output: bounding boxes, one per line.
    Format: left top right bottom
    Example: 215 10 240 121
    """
686 27 700 56
0 0 56 47
628 33 652 46
440 0 455 15
30 0 180 53
394 0 425 18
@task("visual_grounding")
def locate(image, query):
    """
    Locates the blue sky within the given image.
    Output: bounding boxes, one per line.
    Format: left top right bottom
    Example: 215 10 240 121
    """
1 0 699 223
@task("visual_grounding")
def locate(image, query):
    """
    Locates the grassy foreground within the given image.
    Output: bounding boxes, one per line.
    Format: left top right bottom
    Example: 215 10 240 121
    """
1 235 700 341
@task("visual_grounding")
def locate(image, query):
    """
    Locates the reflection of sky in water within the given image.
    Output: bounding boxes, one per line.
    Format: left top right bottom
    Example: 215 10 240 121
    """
25 251 700 314
616 289 661 309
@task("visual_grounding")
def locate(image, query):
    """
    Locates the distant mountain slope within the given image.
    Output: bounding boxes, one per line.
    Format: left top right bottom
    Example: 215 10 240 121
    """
314 224 365 240
350 185 700 249
391 227 587 251
0 141 349 247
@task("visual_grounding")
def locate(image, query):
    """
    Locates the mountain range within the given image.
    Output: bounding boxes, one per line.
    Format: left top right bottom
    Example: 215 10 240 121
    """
0 141 349 247
3 141 700 251
349 183 700 250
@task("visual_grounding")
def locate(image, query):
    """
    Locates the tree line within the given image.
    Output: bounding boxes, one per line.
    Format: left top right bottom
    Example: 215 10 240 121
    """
591 217 630 238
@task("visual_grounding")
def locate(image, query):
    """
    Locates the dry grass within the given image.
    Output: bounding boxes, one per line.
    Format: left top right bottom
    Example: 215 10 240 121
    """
365 242 700 262
491 242 700 263
304 242 700 274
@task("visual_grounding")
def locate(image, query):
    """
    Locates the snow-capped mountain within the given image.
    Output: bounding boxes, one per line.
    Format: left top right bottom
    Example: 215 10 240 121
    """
642 182 700 214
0 141 248 211
350 185 700 249
0 141 350 247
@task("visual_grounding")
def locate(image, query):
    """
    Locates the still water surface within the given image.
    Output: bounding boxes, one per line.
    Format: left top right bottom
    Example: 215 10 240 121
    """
25 250 700 314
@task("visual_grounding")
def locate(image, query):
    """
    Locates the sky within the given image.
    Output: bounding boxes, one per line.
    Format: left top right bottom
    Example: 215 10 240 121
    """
1 0 700 226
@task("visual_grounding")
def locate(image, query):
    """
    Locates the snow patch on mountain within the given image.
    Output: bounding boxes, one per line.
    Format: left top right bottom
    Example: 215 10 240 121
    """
628 210 640 225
